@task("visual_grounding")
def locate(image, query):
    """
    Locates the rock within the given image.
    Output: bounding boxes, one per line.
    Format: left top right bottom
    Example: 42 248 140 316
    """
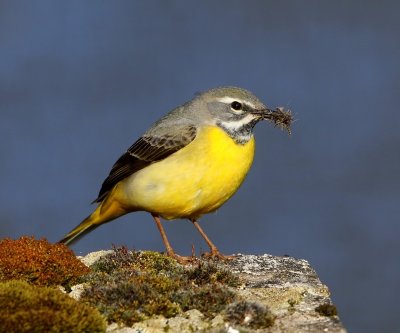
78 251 347 332
78 250 113 267
68 283 87 300
107 310 209 333
107 323 136 332
226 254 346 332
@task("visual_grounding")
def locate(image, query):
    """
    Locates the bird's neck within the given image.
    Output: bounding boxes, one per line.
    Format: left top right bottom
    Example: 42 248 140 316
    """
216 118 258 145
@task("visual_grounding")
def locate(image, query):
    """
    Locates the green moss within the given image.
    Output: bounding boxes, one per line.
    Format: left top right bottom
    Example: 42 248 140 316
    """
186 261 240 287
131 250 183 275
90 246 182 276
315 303 338 317
0 236 89 287
0 280 106 333
172 284 237 318
81 247 242 326
225 301 275 329
89 246 136 274
82 269 181 326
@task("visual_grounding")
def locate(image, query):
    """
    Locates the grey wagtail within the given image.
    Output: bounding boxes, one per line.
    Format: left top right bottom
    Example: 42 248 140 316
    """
59 86 291 261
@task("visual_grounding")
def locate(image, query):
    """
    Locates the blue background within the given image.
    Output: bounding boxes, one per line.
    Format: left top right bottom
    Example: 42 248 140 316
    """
1 1 399 332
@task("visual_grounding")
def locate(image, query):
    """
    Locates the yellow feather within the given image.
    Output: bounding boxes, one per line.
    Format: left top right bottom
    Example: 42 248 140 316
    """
118 126 255 219
59 192 126 245
60 126 256 245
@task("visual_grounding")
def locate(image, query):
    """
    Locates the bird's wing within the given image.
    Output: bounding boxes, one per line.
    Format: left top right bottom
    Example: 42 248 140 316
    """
93 125 197 203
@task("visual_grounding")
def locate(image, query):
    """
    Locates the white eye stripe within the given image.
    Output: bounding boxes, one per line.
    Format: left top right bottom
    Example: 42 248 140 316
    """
217 96 242 104
217 97 256 109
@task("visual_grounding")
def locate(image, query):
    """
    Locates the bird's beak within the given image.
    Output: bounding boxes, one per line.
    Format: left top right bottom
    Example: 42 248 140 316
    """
254 107 275 120
254 107 292 135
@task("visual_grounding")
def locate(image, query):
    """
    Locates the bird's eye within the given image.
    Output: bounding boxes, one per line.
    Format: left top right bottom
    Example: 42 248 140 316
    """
231 101 242 111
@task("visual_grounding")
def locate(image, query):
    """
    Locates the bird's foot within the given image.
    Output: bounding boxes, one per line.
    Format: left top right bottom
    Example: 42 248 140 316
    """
166 251 197 265
201 248 236 261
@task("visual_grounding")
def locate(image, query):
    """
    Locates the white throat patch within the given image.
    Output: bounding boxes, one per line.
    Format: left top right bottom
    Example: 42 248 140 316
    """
217 113 258 144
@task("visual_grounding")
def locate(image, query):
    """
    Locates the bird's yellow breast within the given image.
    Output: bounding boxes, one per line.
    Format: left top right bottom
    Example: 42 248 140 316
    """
121 126 255 219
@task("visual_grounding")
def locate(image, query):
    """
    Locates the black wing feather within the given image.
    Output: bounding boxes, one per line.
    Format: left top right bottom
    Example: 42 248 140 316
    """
93 125 197 203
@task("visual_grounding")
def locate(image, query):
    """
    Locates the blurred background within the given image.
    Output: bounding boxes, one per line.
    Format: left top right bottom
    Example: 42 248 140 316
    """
1 1 399 331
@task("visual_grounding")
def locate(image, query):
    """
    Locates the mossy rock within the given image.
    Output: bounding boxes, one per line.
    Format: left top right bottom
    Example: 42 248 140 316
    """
90 247 182 276
315 303 338 317
225 300 275 329
0 280 106 333
0 236 89 287
81 247 240 326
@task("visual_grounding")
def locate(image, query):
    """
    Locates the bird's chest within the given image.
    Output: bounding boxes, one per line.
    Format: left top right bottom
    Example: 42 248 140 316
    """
126 126 256 218
191 126 256 206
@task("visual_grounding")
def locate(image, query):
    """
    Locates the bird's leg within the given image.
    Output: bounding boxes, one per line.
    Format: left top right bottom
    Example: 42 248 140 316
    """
151 214 193 264
190 219 234 260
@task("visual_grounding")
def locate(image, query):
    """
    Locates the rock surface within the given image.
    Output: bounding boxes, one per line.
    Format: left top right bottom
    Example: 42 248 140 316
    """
227 254 346 333
78 252 347 333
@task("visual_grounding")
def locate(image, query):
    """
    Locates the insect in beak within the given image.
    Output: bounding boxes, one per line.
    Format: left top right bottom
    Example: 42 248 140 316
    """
255 107 293 135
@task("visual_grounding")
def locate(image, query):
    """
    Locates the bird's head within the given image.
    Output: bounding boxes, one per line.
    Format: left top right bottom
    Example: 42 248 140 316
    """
191 86 292 144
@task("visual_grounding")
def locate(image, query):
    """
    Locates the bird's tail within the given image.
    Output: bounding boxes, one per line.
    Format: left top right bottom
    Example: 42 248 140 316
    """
59 195 127 246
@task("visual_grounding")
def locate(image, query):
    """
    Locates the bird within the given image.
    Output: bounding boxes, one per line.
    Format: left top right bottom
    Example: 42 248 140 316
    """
59 86 291 262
